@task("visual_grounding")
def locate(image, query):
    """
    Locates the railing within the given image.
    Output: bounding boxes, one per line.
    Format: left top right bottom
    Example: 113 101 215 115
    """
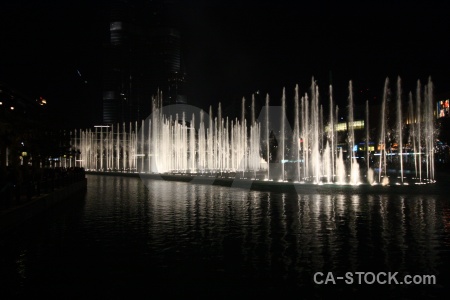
0 167 86 210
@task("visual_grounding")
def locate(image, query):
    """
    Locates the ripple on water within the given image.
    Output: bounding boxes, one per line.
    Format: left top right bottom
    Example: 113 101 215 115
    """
0 174 448 298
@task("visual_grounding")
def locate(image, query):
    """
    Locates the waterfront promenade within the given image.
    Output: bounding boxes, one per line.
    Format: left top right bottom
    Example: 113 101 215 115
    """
0 167 87 234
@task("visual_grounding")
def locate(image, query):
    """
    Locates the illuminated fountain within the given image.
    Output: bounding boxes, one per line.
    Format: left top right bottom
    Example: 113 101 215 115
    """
73 77 436 185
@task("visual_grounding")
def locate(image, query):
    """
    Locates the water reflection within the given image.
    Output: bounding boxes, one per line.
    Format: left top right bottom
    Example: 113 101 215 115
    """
0 175 448 298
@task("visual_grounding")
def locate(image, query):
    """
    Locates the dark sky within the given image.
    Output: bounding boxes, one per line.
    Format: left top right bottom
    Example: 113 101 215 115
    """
1 0 450 127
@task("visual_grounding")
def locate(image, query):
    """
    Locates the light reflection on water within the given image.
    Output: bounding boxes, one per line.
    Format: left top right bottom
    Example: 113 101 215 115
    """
0 174 449 298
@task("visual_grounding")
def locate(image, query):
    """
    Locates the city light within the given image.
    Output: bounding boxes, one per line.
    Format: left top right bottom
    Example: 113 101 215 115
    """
37 96 47 105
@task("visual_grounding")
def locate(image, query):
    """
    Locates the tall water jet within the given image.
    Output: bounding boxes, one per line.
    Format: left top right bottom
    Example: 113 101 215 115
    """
424 85 430 180
301 95 309 180
407 92 416 178
251 94 255 126
207 113 213 172
365 100 370 179
280 88 286 181
319 104 324 164
329 85 335 182
198 110 204 171
416 81 422 182
323 142 331 183
147 119 151 172
116 123 120 171
122 122 126 171
378 78 389 184
311 79 320 183
266 94 270 180
335 105 339 182
294 85 301 182
426 77 435 181
348 81 360 184
242 100 248 175
250 95 256 178
141 119 145 172
190 113 196 173
336 148 346 184
396 77 404 183
241 97 245 125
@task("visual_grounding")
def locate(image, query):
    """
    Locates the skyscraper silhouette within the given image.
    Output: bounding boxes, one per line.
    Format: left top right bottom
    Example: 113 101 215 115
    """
102 0 186 125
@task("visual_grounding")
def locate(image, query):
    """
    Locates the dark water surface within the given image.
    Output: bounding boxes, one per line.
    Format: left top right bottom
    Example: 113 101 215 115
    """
1 175 450 299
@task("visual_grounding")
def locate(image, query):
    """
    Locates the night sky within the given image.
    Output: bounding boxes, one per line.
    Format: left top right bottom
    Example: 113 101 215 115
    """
1 0 450 128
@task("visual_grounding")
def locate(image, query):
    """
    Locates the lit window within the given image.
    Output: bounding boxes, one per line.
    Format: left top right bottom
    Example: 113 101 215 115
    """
325 120 365 132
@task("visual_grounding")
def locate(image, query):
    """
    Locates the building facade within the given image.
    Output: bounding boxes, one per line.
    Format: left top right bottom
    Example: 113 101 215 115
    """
102 0 187 125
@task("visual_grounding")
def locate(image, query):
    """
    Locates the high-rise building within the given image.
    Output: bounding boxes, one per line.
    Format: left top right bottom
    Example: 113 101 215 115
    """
167 71 187 104
102 0 186 125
